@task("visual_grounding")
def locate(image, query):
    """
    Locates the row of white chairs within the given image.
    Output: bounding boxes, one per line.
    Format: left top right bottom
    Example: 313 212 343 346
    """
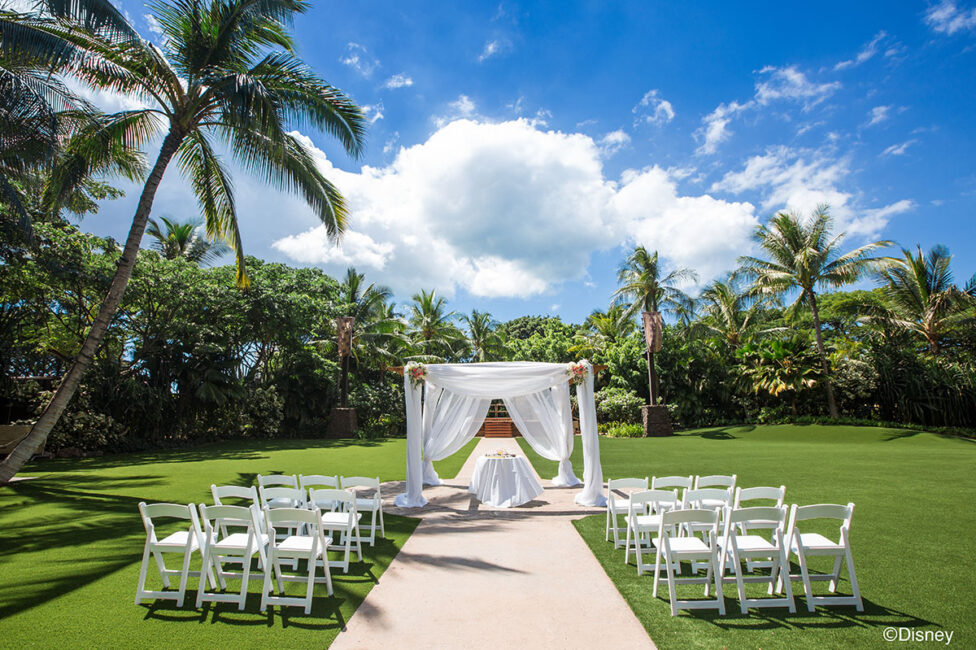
605 476 862 617
135 501 352 614
213 474 386 546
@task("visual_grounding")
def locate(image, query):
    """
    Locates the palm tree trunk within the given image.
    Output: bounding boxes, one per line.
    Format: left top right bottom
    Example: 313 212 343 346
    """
646 348 659 405
807 290 839 418
0 130 184 483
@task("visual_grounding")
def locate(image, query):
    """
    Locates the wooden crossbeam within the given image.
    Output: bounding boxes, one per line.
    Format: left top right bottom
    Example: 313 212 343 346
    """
386 364 608 375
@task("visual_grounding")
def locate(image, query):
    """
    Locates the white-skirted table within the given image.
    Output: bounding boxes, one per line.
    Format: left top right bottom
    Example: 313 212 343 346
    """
468 455 544 508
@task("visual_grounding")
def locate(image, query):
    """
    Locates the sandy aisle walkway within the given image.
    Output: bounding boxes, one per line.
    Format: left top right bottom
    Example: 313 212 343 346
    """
331 437 654 649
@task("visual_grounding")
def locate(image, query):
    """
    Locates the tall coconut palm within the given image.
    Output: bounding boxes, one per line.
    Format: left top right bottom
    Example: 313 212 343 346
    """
461 310 507 362
874 245 975 355
738 206 891 418
407 289 466 362
569 304 635 358
613 246 697 405
697 273 767 348
146 216 229 263
0 0 366 483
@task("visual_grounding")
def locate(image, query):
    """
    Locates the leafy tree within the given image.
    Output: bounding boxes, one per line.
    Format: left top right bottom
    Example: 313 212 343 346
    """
570 304 636 359
406 289 466 362
612 246 697 405
739 206 891 418
736 338 819 416
146 216 229 264
873 245 975 355
461 310 507 362
0 0 366 483
696 273 769 348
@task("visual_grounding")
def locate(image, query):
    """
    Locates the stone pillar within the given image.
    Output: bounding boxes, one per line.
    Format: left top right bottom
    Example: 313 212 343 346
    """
641 405 673 437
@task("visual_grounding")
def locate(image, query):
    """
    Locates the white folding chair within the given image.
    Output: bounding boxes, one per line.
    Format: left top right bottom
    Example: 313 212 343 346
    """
652 509 726 616
605 478 648 548
257 506 333 614
784 503 863 612
683 488 733 571
300 475 340 511
624 489 679 576
733 486 786 570
135 502 211 607
340 476 385 545
721 506 795 614
211 485 260 508
196 504 269 610
695 474 737 490
651 475 693 503
258 485 306 511
310 488 363 573
257 475 299 506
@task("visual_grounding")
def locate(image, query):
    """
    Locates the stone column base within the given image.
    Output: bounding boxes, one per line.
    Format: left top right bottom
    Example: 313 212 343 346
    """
327 407 358 438
641 405 673 437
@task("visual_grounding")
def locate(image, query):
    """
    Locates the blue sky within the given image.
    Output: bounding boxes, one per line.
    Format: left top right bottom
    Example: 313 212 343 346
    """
82 1 976 323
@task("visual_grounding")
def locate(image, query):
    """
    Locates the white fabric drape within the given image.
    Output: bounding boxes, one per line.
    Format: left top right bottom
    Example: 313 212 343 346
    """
574 363 606 506
421 384 491 485
503 383 581 487
395 361 604 509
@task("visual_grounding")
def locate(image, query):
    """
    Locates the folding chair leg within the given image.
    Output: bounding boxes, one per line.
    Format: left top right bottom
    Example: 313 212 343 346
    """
829 555 843 592
379 506 385 538
652 543 662 597
624 523 632 564
634 530 644 576
712 550 725 615
796 548 816 613
135 542 153 604
304 555 316 614
176 545 193 607
239 553 252 611
665 549 679 616
152 549 170 588
846 547 864 612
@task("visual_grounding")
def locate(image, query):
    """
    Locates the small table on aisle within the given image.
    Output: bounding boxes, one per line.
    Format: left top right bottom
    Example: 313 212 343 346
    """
468 453 544 508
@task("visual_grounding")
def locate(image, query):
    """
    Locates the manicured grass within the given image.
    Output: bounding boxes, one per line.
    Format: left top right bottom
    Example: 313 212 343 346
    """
520 425 976 649
0 437 476 649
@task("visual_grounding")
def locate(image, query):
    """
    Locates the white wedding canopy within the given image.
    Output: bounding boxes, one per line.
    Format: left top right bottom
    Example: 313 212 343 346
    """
395 361 607 508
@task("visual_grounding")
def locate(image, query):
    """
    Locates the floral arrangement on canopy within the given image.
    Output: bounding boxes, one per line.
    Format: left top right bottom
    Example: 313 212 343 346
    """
405 362 427 387
567 361 588 386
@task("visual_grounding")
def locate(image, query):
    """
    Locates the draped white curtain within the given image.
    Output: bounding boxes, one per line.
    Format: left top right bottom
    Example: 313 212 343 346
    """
503 383 580 487
394 361 606 509
421 385 492 486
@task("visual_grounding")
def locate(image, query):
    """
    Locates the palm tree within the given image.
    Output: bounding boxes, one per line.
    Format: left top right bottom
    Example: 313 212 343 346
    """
461 310 507 362
613 246 697 405
738 206 891 418
407 289 466 362
697 273 767 348
569 304 635 358
0 0 366 483
874 245 975 355
146 216 229 264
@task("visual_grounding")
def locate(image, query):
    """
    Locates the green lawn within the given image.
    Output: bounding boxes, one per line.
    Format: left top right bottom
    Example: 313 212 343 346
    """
0 437 476 649
519 425 976 649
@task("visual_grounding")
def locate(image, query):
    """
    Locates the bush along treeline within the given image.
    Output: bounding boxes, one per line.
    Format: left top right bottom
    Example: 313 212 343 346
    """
3 210 976 455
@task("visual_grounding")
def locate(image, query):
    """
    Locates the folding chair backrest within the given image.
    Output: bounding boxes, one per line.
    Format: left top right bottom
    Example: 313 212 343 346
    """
683 488 732 509
309 488 355 511
662 507 718 528
651 475 693 490
259 486 305 508
211 485 259 507
299 474 338 491
725 505 787 528
734 485 785 508
263 506 319 532
793 503 854 523
608 477 648 492
139 502 202 543
257 474 298 489
340 476 380 491
199 504 253 537
695 474 736 489
628 489 679 515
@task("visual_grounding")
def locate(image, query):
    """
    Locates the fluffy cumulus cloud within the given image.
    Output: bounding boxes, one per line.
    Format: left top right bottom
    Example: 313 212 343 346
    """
925 1 976 34
597 129 631 157
713 146 913 238
633 89 675 126
271 119 762 297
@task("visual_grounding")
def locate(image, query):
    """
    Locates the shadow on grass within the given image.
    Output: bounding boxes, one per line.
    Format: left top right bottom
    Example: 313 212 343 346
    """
25 438 394 472
143 593 348 631
880 429 923 442
674 425 756 440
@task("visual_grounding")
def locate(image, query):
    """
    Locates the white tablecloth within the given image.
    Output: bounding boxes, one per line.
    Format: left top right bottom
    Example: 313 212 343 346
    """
468 456 544 508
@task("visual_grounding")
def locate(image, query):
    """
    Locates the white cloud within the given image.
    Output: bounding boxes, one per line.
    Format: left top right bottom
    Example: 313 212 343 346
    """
754 65 840 110
362 102 384 123
866 105 891 126
598 129 631 157
925 1 976 35
695 101 748 155
834 31 887 70
383 74 413 89
880 140 917 157
271 119 762 298
144 14 163 38
383 132 400 155
478 39 501 62
633 89 675 126
339 42 379 77
713 145 911 238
